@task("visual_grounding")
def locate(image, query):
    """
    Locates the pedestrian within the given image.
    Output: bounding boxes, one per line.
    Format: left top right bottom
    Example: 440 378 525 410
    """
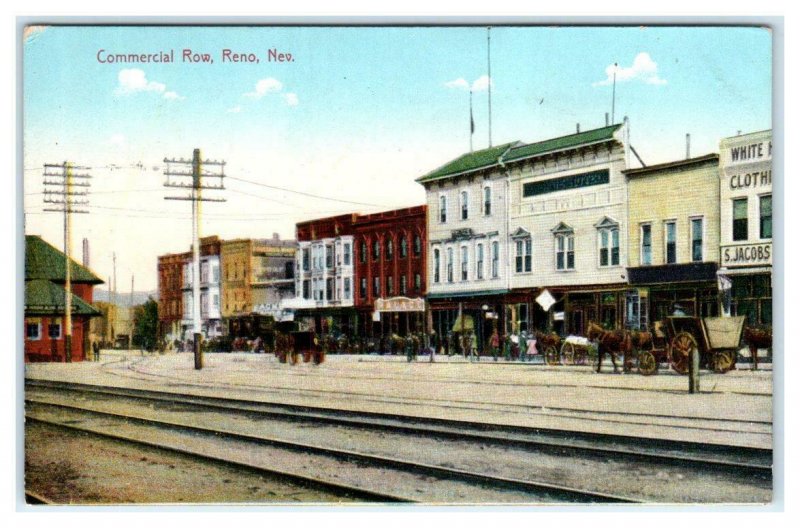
92 340 100 362
470 332 478 361
527 334 539 363
490 329 500 361
519 331 528 363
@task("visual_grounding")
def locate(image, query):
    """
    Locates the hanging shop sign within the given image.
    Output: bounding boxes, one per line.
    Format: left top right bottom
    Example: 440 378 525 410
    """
721 242 772 267
535 289 556 311
375 297 425 312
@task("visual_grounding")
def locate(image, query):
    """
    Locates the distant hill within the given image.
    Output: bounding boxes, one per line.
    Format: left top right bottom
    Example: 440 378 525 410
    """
94 290 158 307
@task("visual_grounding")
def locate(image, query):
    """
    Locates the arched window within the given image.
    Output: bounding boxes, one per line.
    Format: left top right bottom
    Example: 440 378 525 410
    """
413 234 421 256
400 236 408 258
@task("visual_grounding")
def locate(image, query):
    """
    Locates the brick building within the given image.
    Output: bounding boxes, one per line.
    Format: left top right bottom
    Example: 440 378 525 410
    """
288 213 358 334
353 206 427 336
157 251 187 343
24 235 103 362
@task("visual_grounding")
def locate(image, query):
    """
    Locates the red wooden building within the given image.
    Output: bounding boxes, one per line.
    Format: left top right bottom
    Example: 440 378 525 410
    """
353 206 427 336
24 235 103 362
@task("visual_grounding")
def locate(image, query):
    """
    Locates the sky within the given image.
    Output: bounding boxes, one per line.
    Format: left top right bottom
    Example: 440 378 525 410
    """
22 25 772 292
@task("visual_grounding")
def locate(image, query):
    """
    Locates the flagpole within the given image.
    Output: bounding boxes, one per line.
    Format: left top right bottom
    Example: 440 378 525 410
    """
611 62 618 125
469 89 474 153
487 26 493 148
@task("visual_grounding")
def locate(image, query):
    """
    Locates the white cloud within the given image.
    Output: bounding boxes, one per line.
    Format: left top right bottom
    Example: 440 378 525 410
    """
444 75 493 92
593 52 667 87
245 78 284 98
283 92 299 106
227 105 242 113
115 68 183 100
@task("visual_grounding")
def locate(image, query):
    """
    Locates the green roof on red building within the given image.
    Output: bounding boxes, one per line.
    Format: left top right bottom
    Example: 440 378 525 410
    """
24 279 101 316
25 235 104 284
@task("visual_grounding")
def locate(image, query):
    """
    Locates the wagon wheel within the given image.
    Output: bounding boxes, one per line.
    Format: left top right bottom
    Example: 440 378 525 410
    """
637 350 658 376
545 346 560 366
561 342 576 365
670 332 697 375
575 347 588 365
711 350 736 373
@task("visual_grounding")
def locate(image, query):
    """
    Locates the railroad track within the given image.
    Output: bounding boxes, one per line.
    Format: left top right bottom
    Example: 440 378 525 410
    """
25 398 638 504
26 379 772 481
91 355 772 437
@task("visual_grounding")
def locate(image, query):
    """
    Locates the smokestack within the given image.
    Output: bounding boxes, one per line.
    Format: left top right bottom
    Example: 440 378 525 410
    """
686 133 691 159
82 238 90 267
576 123 581 134
605 113 609 127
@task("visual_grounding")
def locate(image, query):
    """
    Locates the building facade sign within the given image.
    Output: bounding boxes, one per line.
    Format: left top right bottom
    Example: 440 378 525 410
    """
522 169 610 197
721 242 772 267
374 297 425 312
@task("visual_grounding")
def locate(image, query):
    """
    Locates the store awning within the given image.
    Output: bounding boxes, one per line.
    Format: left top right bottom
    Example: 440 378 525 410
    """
627 262 718 285
427 289 509 300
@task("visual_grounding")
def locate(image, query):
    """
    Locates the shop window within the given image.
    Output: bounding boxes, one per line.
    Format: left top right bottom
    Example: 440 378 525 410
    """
476 243 484 279
460 191 469 220
483 186 492 216
491 242 499 278
733 198 748 241
400 237 407 258
691 218 703 262
664 221 677 264
461 246 469 281
641 224 652 265
518 303 529 333
433 248 441 283
760 195 772 239
25 322 40 340
439 195 447 223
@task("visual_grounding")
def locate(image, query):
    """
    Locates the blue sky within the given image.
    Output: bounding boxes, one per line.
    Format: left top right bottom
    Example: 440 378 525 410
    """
23 25 772 290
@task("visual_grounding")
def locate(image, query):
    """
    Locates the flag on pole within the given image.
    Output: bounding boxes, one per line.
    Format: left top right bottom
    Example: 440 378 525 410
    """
470 90 475 134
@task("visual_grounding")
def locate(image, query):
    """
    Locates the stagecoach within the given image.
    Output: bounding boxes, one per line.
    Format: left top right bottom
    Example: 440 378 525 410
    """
635 315 746 376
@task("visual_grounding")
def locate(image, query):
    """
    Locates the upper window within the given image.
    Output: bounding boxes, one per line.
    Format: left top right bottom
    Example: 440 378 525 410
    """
325 244 334 269
414 273 422 291
48 322 62 339
400 275 407 295
439 195 447 223
343 243 351 266
447 248 454 283
387 276 394 295
433 248 441 283
691 218 703 262
359 241 367 264
460 191 469 220
387 239 394 260
556 234 575 270
483 186 492 216
599 227 620 267
343 278 351 299
664 221 677 264
641 224 652 266
760 195 772 239
400 237 408 258
372 240 381 261
373 276 380 296
413 235 422 256
460 246 469 281
515 239 532 273
26 322 41 340
491 241 499 278
733 198 748 241
360 278 367 300
476 243 484 280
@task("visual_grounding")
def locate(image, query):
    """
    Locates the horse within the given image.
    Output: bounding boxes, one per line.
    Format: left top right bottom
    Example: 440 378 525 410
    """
587 321 632 373
743 326 771 371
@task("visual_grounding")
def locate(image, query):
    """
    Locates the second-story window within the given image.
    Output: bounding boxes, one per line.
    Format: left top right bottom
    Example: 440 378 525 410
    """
447 248 454 283
515 239 532 273
414 234 421 256
326 244 334 269
359 241 367 264
400 275 407 295
476 243 484 279
691 218 703 262
556 234 575 270
343 243 351 266
373 240 380 261
733 198 748 241
461 191 469 220
387 239 394 260
414 273 422 290
491 241 499 278
400 237 407 258
461 246 469 281
387 276 394 295
599 228 620 267
200 262 209 283
664 222 676 264
373 276 380 296
302 248 310 271
641 224 652 265
483 186 492 216
433 248 441 283
360 278 367 300
760 195 772 239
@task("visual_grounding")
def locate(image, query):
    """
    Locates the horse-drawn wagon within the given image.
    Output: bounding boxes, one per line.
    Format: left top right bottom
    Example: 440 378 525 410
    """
559 335 593 366
635 315 746 375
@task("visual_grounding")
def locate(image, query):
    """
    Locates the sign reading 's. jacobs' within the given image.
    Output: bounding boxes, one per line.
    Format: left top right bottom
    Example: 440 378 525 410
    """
719 129 773 270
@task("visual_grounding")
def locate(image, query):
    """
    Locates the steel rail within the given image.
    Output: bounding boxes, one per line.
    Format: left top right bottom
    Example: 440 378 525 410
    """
26 399 640 504
26 379 773 478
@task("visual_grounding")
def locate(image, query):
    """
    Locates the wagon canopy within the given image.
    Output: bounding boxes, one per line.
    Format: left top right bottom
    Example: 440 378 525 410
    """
704 316 746 349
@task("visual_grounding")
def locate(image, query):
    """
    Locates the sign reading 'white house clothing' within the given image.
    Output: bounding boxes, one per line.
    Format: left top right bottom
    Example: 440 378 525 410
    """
721 242 772 267
522 169 610 197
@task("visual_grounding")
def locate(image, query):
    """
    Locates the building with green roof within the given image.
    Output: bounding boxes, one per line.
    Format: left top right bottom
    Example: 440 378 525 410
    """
24 235 104 362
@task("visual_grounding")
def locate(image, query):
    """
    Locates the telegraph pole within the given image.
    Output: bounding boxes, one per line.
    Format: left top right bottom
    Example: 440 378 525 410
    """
164 148 226 370
43 162 91 363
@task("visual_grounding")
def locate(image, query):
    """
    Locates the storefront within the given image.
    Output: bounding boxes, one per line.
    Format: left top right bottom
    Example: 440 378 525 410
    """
428 291 506 354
